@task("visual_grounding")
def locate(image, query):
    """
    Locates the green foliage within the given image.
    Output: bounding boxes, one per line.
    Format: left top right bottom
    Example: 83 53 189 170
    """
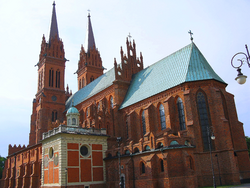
0 155 7 179
246 136 250 157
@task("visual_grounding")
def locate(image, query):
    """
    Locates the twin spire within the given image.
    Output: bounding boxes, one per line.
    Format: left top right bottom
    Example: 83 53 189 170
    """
48 2 95 52
84 13 96 53
49 1 59 42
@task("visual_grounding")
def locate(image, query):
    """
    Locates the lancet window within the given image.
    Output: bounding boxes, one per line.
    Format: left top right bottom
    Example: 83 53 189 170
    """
177 97 186 130
141 110 146 135
49 68 54 87
55 70 60 88
159 104 166 130
197 92 213 151
52 110 57 122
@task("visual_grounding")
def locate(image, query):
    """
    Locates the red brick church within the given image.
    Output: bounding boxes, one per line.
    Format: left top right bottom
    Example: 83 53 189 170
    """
1 2 250 188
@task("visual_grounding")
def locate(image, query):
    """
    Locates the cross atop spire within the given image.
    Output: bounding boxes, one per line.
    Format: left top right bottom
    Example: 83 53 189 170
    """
84 11 96 53
188 30 193 42
128 33 132 41
49 1 59 42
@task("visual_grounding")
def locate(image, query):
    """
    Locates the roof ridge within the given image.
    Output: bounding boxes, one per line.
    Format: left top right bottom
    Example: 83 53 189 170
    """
185 43 225 83
147 43 193 69
184 42 194 81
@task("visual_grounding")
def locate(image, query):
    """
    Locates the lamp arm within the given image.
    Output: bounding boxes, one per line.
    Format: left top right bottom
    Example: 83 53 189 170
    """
231 52 249 69
245 45 250 67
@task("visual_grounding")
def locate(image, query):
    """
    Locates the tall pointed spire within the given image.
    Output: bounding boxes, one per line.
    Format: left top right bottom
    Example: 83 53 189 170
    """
49 1 59 42
84 13 96 53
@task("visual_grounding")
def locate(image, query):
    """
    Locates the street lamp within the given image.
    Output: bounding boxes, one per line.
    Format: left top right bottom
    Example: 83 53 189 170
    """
231 44 250 84
215 154 222 186
207 126 216 188
117 137 122 188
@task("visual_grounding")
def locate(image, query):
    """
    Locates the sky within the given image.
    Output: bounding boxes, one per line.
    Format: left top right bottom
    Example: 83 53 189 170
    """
0 0 250 157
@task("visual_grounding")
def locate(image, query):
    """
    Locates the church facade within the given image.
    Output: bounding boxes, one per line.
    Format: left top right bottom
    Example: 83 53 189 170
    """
1 3 250 188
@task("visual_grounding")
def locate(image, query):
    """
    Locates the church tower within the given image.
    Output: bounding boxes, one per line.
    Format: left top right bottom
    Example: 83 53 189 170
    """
77 13 103 90
29 2 66 145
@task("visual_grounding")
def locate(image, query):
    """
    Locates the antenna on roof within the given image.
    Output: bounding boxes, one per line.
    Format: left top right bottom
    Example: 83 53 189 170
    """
188 30 193 42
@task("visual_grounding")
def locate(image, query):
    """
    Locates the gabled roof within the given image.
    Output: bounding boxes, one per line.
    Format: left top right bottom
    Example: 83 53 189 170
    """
49 2 59 42
119 42 225 109
84 13 96 53
65 68 115 110
65 42 225 111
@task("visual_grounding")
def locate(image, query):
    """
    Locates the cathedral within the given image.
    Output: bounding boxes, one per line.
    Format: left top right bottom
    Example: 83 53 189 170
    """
1 2 250 188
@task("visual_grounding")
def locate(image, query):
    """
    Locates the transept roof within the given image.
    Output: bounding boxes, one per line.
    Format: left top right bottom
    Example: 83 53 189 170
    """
119 42 225 109
65 42 225 111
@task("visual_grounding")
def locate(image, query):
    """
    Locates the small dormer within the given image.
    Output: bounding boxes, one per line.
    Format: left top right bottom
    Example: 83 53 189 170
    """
66 106 80 127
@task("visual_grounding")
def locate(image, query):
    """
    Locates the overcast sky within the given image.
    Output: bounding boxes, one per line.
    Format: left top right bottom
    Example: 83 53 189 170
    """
0 0 250 157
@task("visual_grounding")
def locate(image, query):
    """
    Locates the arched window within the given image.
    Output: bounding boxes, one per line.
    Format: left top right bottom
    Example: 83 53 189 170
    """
157 142 163 149
49 69 54 87
197 92 212 151
133 147 139 154
82 78 85 88
30 163 33 175
110 96 114 109
185 140 191 146
125 150 130 155
177 97 186 130
52 110 57 122
56 70 60 88
160 159 164 172
121 175 125 188
141 162 145 174
170 140 179 146
189 157 194 170
38 72 41 90
159 104 166 130
68 118 71 125
90 76 94 82
141 110 146 135
72 118 76 125
79 79 81 89
145 145 150 151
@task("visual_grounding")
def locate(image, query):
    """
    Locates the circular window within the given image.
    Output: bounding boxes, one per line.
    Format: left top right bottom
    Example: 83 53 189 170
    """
51 95 57 101
80 145 90 157
49 147 54 159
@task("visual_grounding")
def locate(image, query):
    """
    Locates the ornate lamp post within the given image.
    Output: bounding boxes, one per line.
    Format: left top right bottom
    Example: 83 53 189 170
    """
117 137 122 188
215 154 222 186
207 126 216 188
231 45 250 84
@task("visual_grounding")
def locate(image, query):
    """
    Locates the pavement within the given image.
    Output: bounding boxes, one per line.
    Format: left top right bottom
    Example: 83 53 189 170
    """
229 183 250 188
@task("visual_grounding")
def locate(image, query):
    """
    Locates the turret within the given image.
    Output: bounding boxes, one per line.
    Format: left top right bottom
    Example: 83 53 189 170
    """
29 2 67 146
76 13 103 90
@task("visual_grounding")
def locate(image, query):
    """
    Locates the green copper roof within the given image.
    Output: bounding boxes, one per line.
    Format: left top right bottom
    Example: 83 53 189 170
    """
66 106 79 115
119 42 225 109
65 68 115 110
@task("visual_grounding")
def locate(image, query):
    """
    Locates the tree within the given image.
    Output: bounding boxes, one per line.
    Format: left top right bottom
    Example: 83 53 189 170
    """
245 136 250 157
0 155 6 179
